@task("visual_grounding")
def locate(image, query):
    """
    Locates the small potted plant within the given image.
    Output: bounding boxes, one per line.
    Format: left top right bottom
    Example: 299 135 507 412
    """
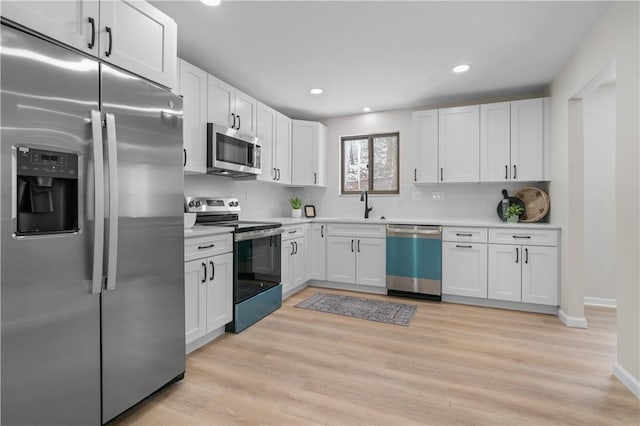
505 204 524 223
289 197 303 218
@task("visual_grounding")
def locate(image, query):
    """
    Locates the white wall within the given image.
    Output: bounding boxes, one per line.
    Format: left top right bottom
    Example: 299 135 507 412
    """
549 1 639 393
184 175 294 220
298 108 547 221
583 82 616 304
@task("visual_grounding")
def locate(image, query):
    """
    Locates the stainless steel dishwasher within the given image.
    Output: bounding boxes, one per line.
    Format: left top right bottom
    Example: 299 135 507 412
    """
386 225 442 301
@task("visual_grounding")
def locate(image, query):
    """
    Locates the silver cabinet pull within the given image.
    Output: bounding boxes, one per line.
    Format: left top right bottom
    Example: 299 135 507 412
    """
105 113 119 291
89 110 105 294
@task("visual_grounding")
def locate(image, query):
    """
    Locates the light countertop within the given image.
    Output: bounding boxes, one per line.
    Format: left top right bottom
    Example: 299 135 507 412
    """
269 217 561 230
184 226 233 238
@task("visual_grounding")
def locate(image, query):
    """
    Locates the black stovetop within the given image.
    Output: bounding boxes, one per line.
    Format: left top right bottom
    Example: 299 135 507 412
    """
195 214 281 233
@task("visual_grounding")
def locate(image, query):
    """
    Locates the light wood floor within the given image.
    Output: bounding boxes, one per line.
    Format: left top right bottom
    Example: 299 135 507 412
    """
114 287 640 425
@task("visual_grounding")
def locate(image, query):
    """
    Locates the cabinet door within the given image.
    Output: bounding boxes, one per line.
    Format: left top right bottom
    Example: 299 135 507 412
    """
1 0 100 55
522 246 558 306
178 59 207 174
256 102 277 182
291 239 306 288
442 242 488 298
291 120 316 185
99 0 177 89
206 253 233 332
208 74 235 128
412 110 439 183
511 98 543 181
480 102 511 182
317 123 328 187
438 105 479 182
488 244 522 302
326 236 356 284
235 89 257 137
185 259 207 344
281 240 293 294
356 238 386 288
310 224 327 280
275 112 292 184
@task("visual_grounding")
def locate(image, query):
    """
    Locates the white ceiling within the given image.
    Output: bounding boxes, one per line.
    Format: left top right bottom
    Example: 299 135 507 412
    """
151 1 611 120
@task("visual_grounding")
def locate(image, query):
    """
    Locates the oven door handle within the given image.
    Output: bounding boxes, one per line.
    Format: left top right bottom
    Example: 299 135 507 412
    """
234 227 283 242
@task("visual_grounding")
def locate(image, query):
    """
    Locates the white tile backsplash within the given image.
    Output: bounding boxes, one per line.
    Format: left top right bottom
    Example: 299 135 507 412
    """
184 174 295 220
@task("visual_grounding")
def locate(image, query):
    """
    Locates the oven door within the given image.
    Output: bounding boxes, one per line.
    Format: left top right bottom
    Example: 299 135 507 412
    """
234 232 281 303
207 123 261 175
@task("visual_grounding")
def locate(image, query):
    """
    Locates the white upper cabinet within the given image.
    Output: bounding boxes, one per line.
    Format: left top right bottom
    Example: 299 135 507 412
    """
275 112 292 184
256 102 277 182
99 0 176 89
178 59 207 174
511 98 544 181
412 109 439 183
480 102 511 182
234 89 257 136
207 74 257 136
1 0 100 55
207 75 235 129
413 97 549 184
291 120 327 186
2 0 177 89
438 105 479 182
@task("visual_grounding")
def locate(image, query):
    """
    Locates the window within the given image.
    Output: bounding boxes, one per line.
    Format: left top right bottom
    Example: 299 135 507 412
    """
341 132 399 194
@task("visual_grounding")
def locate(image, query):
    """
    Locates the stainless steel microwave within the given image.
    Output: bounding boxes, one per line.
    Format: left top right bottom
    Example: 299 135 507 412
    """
206 123 261 177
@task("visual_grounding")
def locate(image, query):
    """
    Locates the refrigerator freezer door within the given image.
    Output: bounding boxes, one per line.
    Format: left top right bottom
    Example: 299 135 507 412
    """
100 64 185 423
0 24 102 425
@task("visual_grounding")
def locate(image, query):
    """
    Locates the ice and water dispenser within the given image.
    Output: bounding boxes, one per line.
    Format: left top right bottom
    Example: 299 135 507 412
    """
15 147 79 235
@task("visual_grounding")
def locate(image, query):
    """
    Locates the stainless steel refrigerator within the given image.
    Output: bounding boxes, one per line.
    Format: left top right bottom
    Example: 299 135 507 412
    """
1 22 185 425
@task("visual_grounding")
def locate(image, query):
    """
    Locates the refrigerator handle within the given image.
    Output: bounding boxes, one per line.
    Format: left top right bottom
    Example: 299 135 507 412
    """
90 110 105 294
105 113 119 291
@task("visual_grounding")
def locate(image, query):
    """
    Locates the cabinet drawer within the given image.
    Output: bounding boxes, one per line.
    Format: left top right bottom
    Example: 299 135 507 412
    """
282 225 305 241
327 224 386 238
443 227 487 243
488 228 558 246
185 233 233 261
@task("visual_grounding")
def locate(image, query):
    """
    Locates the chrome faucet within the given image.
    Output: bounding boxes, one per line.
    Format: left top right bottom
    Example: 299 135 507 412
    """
360 191 373 219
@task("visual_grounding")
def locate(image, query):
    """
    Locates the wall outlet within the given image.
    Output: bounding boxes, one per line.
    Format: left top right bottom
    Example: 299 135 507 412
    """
431 191 446 200
412 191 423 201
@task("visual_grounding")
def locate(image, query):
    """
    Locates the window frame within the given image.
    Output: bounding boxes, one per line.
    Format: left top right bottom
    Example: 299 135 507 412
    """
340 132 400 195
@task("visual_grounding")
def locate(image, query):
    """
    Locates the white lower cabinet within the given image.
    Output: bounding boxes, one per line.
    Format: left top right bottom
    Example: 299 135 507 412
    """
488 242 558 306
309 223 327 280
184 233 233 352
488 244 522 302
281 225 306 296
326 234 386 288
442 242 488 298
521 246 558 305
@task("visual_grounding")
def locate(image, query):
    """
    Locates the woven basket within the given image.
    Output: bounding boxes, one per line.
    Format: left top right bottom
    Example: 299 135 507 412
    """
513 187 550 222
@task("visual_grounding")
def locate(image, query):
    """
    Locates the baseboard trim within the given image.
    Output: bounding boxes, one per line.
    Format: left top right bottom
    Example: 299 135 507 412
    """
558 309 588 328
584 296 617 307
442 294 558 315
613 362 640 399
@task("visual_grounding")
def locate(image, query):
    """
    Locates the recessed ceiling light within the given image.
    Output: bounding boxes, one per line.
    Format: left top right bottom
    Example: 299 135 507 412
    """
310 88 323 95
453 64 471 73
363 107 371 112
200 0 221 6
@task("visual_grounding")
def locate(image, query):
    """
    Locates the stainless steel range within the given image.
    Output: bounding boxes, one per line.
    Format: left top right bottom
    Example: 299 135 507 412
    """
186 196 283 333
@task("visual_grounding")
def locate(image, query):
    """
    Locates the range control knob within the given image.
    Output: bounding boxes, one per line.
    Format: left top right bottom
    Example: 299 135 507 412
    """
233 201 239 207
188 201 196 207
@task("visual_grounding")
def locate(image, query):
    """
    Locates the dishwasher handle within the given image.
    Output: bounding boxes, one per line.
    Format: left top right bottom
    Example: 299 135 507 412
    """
387 226 442 238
